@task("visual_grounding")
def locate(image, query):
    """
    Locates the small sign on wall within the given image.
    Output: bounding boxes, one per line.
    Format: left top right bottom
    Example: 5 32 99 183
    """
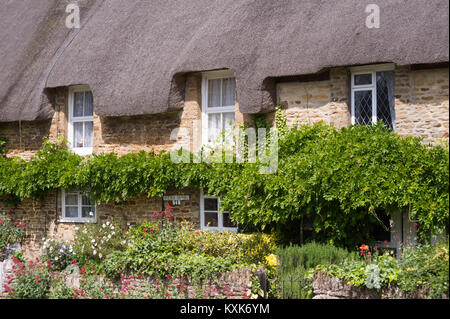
163 195 190 206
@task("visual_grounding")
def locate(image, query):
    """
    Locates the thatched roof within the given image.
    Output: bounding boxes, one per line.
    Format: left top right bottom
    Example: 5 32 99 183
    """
0 0 448 122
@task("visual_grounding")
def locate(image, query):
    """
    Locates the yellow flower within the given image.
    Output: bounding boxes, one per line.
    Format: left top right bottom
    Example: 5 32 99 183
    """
265 254 278 267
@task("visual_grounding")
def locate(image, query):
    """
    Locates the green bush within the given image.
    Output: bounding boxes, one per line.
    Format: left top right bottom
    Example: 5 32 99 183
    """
42 238 76 271
5 256 49 299
397 240 449 298
0 117 448 247
0 212 25 253
274 242 355 299
73 219 127 263
317 240 449 298
277 242 355 277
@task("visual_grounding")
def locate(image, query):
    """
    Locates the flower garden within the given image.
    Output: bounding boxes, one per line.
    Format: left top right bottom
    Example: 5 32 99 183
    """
0 113 449 299
1 204 448 299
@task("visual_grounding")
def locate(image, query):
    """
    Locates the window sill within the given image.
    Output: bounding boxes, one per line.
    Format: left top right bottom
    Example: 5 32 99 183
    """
70 147 93 156
59 218 96 224
201 227 238 233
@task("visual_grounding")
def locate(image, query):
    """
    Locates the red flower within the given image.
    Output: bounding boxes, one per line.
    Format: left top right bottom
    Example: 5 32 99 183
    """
143 228 147 232
72 259 77 264
0 218 3 224
18 221 25 228
153 211 158 217
91 266 95 271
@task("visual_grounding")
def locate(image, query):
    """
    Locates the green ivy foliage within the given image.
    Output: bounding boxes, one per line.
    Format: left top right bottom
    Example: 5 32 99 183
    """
0 120 448 245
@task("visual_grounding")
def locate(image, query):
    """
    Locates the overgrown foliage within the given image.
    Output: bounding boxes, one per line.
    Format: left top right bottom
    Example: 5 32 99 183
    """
0 212 25 254
317 240 449 298
0 111 448 246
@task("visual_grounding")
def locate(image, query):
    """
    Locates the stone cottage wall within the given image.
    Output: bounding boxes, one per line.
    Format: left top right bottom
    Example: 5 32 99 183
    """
0 66 448 258
277 66 449 143
2 188 200 259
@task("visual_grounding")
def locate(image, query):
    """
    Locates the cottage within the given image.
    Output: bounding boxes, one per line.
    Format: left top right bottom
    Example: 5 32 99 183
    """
0 0 448 258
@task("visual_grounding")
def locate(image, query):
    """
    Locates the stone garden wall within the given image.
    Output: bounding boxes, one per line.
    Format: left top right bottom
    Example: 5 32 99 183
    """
311 271 448 299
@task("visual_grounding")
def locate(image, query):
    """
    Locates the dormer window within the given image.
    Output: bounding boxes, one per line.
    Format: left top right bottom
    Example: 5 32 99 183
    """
350 64 395 130
68 86 94 155
201 70 236 146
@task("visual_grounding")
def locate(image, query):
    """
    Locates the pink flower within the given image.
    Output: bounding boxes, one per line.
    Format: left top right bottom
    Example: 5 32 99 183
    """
0 218 3 224
153 211 158 217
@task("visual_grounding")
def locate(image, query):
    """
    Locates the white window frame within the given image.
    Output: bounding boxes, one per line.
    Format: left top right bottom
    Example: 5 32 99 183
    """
200 189 238 232
60 189 97 223
68 85 94 156
201 70 236 147
350 63 395 129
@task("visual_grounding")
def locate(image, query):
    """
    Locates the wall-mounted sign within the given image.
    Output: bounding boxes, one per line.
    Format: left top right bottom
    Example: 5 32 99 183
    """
163 195 190 206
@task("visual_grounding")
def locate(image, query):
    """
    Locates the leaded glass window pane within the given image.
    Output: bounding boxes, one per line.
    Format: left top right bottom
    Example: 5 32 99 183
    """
376 71 394 130
354 90 373 126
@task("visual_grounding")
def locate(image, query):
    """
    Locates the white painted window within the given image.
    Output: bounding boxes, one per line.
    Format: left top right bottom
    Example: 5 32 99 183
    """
350 64 395 130
61 189 96 223
68 86 94 155
201 70 236 146
200 190 237 232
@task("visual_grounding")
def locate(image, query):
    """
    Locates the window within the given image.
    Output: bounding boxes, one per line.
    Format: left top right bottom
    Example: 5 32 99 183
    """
61 189 96 223
200 191 237 232
351 64 395 130
68 86 94 155
201 71 236 146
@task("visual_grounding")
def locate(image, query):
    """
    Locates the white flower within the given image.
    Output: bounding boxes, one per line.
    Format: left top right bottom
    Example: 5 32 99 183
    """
74 227 79 231
91 239 95 243
93 250 97 255
102 224 106 228
106 221 110 226
99 253 102 259
89 211 94 217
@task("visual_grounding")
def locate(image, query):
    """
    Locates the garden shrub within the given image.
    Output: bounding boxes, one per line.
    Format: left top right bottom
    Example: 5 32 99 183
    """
276 242 356 278
5 256 49 299
316 240 449 298
42 238 76 271
73 220 127 262
273 242 355 299
0 118 447 248
0 211 25 258
397 240 449 298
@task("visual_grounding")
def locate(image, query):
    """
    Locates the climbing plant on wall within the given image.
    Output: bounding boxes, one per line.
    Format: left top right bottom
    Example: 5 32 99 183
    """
0 110 448 246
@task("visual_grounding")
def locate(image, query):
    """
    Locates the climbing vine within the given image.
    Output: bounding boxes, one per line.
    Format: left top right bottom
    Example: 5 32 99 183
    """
0 110 448 245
